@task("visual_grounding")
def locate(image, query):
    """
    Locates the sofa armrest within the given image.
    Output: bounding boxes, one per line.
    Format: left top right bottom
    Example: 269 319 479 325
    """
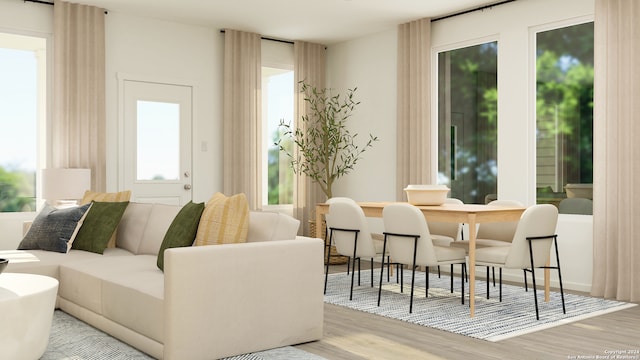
163 237 324 360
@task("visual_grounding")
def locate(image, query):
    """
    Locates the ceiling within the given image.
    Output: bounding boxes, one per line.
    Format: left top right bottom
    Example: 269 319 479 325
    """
71 0 506 44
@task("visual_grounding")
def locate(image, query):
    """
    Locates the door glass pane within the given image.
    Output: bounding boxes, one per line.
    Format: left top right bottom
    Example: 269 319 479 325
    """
536 22 593 210
136 101 180 181
438 42 498 204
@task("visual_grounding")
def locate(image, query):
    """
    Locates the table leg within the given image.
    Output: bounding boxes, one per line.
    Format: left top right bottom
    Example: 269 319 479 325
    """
467 214 477 317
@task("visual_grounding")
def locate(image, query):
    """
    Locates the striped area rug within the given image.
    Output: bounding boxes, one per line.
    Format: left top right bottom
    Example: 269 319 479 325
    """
43 310 325 360
324 269 636 342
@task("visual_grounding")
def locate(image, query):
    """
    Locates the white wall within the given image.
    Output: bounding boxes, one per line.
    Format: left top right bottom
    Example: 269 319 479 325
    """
326 29 398 202
0 1 225 248
104 12 223 204
326 0 595 291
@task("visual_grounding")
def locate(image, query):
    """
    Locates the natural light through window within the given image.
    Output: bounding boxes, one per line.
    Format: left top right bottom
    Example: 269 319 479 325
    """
262 67 294 206
136 100 180 181
0 33 46 212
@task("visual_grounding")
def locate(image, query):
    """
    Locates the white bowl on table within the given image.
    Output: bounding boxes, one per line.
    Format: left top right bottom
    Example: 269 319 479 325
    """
404 185 451 206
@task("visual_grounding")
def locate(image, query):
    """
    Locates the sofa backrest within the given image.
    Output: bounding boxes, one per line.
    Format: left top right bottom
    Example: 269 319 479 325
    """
117 202 180 256
247 211 300 242
117 203 301 255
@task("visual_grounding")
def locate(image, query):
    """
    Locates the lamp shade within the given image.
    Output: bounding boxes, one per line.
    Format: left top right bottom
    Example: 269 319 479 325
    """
42 168 91 202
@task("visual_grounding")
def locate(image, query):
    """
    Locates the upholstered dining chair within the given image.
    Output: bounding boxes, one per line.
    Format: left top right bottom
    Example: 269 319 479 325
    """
378 203 467 313
325 200 387 300
474 204 565 320
450 199 523 285
428 198 464 246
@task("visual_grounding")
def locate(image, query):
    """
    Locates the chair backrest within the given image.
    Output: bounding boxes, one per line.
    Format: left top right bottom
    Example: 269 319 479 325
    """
427 198 463 240
382 203 439 266
505 204 559 269
476 199 524 242
327 201 377 258
559 198 593 215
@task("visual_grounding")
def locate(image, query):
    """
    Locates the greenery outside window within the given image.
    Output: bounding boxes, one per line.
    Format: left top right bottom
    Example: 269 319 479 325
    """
438 41 498 204
0 33 46 212
262 67 294 206
535 22 594 210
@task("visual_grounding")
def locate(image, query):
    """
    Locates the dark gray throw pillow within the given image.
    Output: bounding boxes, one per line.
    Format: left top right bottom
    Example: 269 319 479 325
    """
18 203 92 253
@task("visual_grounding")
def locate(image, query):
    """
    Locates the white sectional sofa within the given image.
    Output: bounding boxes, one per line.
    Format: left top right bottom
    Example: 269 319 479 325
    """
5 202 324 360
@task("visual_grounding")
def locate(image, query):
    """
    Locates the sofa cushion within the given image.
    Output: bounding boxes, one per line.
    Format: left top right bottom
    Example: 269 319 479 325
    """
80 190 132 248
137 204 181 256
18 203 91 253
157 201 205 271
116 203 154 254
72 201 129 254
246 211 300 242
195 192 249 246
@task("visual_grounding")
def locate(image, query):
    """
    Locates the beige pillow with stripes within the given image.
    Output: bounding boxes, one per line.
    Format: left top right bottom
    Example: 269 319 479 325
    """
195 192 249 246
80 190 131 248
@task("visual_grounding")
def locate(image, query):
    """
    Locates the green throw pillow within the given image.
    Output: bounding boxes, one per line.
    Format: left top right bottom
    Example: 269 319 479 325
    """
18 203 92 253
157 201 205 271
72 201 129 254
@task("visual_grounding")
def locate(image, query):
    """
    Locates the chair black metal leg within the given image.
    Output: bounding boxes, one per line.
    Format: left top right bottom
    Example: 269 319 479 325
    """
438 265 441 278
499 268 502 302
370 258 374 287
425 266 429 297
493 267 496 287
524 269 528 291
486 266 490 299
450 264 454 293
409 237 418 313
554 239 566 314
461 263 466 304
377 235 389 307
324 230 333 294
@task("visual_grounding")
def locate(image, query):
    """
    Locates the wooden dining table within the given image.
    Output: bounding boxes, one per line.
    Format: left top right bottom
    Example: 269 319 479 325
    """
316 201 541 318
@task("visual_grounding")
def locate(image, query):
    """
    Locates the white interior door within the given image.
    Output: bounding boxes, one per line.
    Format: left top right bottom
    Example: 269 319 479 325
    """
122 80 192 205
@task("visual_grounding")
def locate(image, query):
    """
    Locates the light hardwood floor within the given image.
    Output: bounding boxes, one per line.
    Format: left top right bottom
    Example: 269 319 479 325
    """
296 263 640 360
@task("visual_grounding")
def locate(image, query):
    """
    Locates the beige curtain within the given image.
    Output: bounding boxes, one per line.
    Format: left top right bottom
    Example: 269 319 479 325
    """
592 0 640 302
293 41 326 236
52 0 106 191
222 30 262 209
396 18 432 201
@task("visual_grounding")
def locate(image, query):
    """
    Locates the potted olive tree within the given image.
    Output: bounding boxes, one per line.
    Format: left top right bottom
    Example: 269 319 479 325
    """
276 81 378 199
277 82 378 263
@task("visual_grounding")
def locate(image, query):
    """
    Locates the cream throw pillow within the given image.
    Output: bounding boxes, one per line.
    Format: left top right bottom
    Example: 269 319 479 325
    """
195 192 249 246
80 190 132 248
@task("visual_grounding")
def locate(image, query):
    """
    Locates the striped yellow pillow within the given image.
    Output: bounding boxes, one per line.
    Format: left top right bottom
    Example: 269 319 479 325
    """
80 190 132 248
195 192 249 246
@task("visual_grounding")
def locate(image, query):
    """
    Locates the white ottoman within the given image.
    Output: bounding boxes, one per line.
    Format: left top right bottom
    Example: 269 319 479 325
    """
0 273 59 360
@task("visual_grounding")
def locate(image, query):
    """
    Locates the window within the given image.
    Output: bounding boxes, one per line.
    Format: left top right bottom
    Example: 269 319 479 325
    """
0 33 46 212
535 22 594 208
437 41 498 204
262 67 294 206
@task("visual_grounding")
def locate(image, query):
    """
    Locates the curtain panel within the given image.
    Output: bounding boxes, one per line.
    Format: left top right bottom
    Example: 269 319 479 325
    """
222 30 262 210
592 0 640 302
293 41 326 236
396 18 432 201
52 0 106 191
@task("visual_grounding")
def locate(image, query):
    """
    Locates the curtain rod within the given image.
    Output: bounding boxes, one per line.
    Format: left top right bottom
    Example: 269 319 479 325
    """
219 30 293 45
23 0 109 14
431 0 517 22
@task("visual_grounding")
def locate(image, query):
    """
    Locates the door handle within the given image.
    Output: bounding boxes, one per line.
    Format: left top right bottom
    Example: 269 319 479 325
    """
184 184 192 190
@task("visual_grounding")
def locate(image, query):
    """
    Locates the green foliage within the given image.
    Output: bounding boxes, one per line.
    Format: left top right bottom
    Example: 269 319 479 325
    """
276 81 378 199
0 165 36 212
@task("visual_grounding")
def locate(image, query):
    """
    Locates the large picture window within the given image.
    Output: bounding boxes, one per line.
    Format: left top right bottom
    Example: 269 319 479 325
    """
438 41 498 204
535 22 594 212
0 33 46 212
